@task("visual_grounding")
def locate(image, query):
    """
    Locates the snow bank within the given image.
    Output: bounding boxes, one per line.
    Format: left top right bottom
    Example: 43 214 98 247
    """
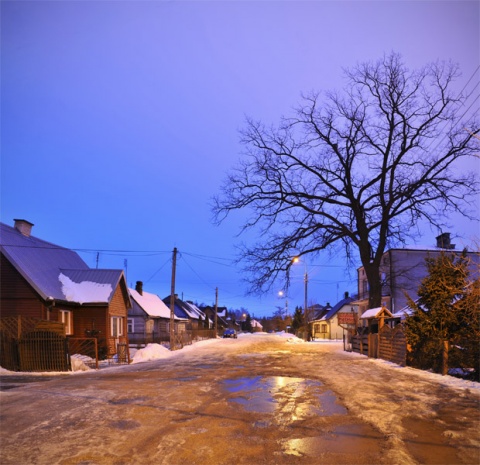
70 355 92 372
131 343 172 363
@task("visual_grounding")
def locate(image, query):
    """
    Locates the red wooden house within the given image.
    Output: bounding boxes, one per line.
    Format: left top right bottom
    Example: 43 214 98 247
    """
0 219 131 360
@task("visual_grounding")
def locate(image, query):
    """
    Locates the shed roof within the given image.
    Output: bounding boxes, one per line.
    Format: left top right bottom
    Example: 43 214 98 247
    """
360 307 393 319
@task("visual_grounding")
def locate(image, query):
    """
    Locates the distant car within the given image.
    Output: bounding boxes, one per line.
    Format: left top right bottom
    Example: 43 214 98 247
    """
223 329 237 339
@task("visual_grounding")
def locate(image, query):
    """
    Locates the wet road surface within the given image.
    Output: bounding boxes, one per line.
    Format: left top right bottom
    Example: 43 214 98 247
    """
0 334 479 465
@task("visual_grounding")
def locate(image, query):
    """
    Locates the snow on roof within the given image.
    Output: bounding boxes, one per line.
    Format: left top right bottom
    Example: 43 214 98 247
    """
1 222 89 300
251 319 263 328
129 288 172 319
183 301 205 319
360 307 393 319
59 273 113 304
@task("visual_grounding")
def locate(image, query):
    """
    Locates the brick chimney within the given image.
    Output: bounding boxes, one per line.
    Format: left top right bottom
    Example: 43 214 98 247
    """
436 232 455 250
135 281 143 295
14 219 34 237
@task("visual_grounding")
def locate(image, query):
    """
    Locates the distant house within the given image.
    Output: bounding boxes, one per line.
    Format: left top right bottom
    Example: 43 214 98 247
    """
308 303 331 322
356 233 480 315
128 281 186 345
162 295 209 330
0 219 131 360
311 294 358 340
251 319 263 332
201 305 228 330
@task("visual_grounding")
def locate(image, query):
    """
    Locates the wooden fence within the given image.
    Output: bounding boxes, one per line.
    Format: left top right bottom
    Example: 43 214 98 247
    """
68 338 99 369
128 329 217 349
378 324 406 367
0 317 69 372
351 324 406 367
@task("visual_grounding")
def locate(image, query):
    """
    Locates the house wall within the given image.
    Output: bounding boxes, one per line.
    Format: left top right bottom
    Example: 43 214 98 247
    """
154 319 169 335
389 249 480 311
127 300 148 338
108 284 129 337
389 250 430 311
72 306 108 339
312 321 329 339
357 248 480 313
0 254 45 319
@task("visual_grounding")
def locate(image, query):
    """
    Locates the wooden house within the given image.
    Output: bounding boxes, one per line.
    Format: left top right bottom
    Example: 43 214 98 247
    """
162 295 209 330
0 219 131 361
311 294 358 340
128 281 186 345
200 305 228 330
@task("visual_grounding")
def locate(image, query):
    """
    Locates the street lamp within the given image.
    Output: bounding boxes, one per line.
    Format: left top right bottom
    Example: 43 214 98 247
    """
278 290 289 319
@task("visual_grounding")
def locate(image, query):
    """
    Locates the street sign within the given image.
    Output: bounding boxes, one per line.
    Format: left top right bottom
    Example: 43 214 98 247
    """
337 313 356 325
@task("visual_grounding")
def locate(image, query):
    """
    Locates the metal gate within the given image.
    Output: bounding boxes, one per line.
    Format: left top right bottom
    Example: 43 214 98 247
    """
18 330 70 372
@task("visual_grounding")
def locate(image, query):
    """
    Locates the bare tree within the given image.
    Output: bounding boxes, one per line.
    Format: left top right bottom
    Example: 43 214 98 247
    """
213 53 479 309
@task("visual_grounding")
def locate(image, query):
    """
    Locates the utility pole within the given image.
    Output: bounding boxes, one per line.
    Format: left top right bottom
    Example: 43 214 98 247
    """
214 287 218 336
304 270 309 341
169 247 177 351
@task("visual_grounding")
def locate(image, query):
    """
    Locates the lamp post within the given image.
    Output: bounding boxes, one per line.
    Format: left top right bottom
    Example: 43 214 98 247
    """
278 290 289 318
293 256 309 341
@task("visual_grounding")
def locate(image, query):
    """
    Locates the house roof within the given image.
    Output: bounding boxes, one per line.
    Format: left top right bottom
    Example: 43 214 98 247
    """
0 221 126 305
129 288 173 319
162 295 207 321
319 296 356 321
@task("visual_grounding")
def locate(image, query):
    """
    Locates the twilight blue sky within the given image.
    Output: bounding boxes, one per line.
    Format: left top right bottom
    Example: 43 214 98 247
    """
1 1 479 317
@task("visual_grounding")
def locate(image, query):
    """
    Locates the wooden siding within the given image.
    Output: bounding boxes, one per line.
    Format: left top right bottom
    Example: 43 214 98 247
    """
109 284 128 317
71 306 108 339
0 254 45 318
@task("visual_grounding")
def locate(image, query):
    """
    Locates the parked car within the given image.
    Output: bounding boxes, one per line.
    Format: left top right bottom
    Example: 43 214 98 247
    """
223 329 237 339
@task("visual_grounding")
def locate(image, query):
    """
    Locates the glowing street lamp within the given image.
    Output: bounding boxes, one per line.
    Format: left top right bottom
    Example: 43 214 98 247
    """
278 290 288 317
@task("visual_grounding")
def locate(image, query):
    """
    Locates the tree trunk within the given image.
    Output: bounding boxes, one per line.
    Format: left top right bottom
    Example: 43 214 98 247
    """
365 263 383 309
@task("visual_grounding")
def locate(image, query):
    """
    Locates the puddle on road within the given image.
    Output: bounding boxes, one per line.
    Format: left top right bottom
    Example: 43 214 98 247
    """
403 417 462 465
223 376 346 416
281 424 384 462
109 396 150 405
223 376 383 462
109 419 141 430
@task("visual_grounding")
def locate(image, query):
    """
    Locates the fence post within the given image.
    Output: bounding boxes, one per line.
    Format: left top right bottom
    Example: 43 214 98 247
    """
442 340 449 376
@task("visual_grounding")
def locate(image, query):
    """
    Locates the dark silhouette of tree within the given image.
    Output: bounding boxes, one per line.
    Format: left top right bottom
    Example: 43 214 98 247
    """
291 306 304 335
244 314 252 332
213 53 479 309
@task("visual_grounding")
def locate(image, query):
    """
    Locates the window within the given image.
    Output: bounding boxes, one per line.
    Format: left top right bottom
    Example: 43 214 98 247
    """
321 324 327 333
127 318 134 333
60 310 73 335
111 317 124 337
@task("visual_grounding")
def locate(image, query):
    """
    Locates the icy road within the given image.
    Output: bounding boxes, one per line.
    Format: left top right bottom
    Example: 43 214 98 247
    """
0 333 479 465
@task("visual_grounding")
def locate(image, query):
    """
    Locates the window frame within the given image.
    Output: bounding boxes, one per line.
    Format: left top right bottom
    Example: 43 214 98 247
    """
127 318 134 334
60 310 73 335
111 316 124 337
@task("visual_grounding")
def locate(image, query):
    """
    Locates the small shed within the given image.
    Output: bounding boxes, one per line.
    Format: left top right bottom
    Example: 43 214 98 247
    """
360 306 393 333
